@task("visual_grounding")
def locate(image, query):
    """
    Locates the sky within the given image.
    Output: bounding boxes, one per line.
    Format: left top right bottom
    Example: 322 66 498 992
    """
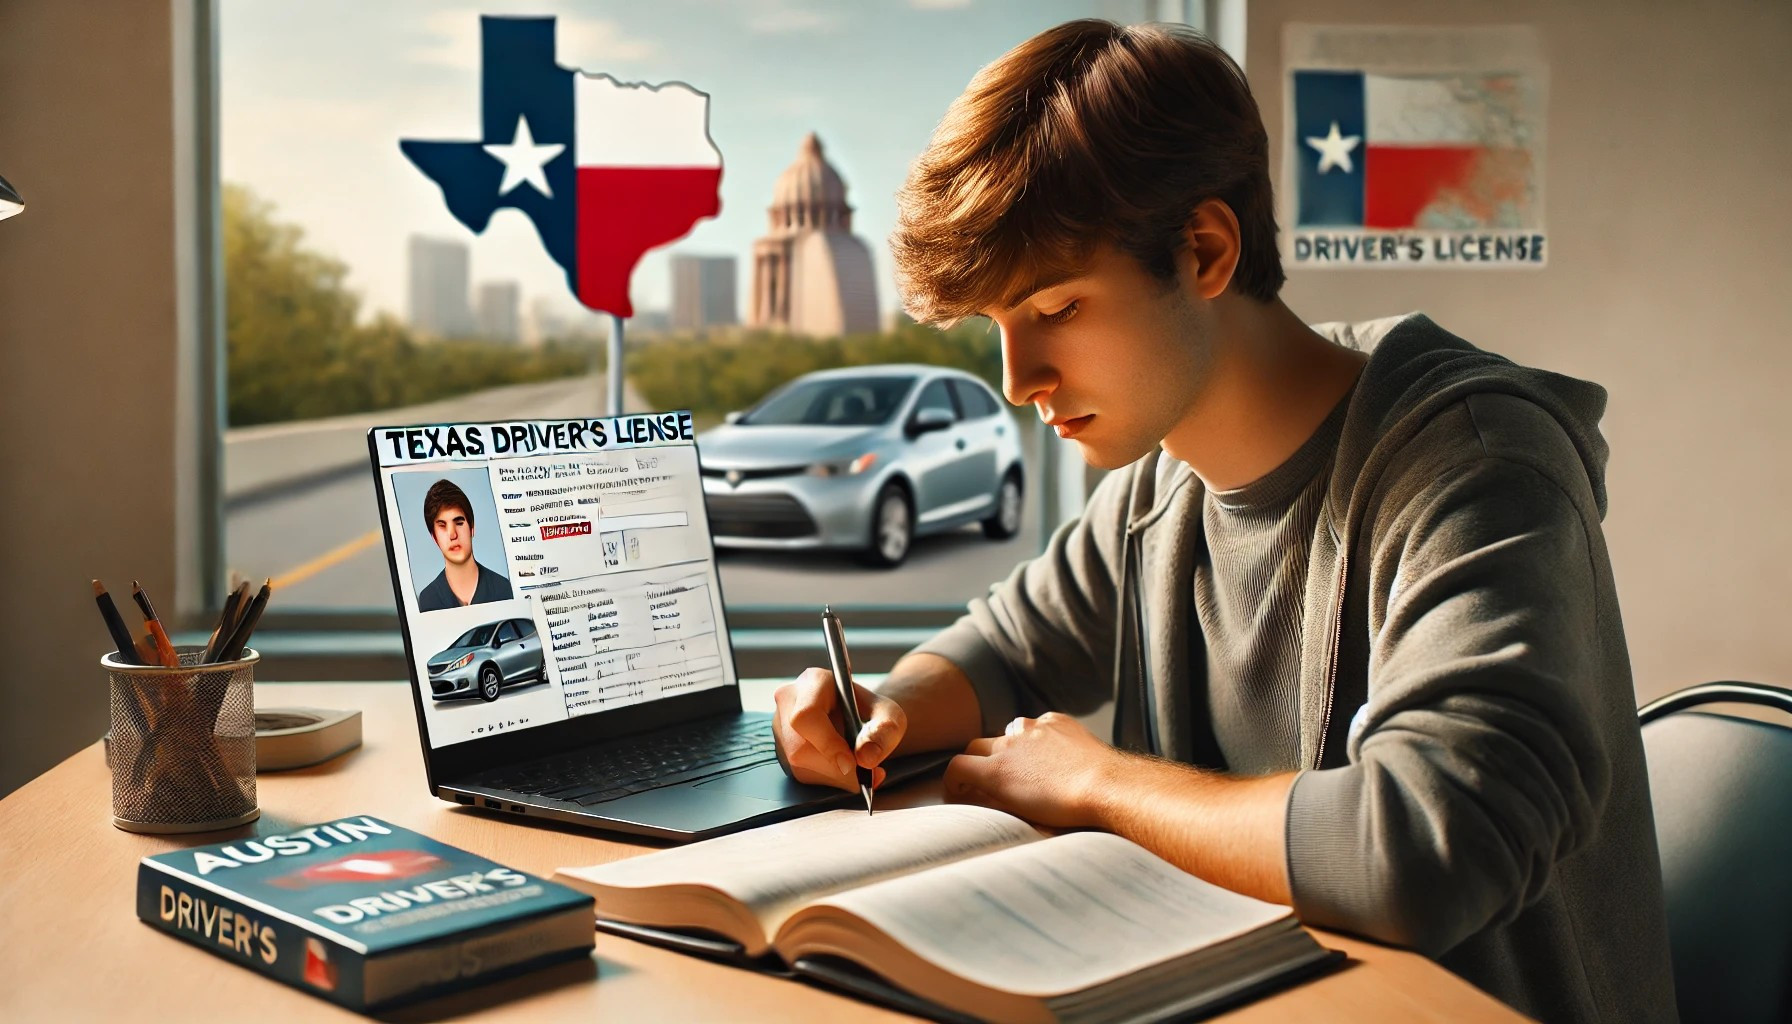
221 0 1153 329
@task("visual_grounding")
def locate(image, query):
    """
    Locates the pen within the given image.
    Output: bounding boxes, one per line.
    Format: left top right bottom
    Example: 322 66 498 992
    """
215 578 273 663
820 605 874 815
130 581 181 668
91 580 143 665
202 580 250 663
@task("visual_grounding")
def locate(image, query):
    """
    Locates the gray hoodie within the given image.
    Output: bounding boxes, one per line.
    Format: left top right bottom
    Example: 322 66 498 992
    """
914 313 1676 1022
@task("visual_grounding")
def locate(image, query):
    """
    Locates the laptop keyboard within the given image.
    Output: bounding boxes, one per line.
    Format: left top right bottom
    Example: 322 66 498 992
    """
472 715 780 808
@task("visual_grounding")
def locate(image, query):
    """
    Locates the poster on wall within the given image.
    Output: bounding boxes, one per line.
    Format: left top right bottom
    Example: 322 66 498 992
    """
1283 24 1547 268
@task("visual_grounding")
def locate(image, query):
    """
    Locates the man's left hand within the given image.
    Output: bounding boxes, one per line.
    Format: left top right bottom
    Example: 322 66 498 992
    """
943 711 1121 829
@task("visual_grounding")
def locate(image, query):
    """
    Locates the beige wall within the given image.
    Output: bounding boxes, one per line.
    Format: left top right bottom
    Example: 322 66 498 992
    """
1251 0 1792 704
0 1 182 794
0 1 1787 793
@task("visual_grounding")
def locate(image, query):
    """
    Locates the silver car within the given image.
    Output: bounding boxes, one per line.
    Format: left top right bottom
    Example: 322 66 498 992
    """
426 618 544 702
696 364 1026 567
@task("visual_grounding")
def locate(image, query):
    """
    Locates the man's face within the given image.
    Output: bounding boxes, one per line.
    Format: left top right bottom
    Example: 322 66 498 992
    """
431 506 473 566
985 241 1215 470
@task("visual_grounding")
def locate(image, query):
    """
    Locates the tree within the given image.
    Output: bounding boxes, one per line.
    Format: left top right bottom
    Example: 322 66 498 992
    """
223 184 589 426
224 184 365 424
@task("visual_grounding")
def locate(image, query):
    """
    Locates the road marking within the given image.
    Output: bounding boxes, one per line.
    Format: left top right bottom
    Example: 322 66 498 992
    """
273 530 383 590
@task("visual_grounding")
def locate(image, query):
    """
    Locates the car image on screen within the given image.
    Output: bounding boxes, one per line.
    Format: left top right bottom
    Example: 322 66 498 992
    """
696 365 1025 568
425 618 544 702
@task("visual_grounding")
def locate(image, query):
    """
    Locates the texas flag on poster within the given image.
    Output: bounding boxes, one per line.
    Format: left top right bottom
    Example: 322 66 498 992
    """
1289 68 1546 267
401 17 721 317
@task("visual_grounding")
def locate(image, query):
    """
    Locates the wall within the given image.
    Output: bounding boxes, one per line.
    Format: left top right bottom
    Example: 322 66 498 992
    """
0 1 183 795
1 0 1787 794
1251 0 1792 703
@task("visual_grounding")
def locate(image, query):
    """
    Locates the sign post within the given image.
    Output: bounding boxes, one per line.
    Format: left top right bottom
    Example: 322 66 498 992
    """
608 314 626 416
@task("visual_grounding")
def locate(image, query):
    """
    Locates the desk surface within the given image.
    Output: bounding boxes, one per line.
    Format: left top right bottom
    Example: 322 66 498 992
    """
0 682 1526 1023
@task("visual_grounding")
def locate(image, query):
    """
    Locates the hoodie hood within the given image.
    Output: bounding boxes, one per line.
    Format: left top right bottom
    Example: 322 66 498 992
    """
1314 312 1611 524
1119 311 1612 535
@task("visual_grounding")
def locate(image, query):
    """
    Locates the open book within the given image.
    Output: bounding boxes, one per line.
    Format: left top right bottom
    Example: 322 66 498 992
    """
554 805 1340 1024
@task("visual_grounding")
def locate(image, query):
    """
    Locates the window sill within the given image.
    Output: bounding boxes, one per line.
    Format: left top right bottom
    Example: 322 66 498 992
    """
171 626 942 682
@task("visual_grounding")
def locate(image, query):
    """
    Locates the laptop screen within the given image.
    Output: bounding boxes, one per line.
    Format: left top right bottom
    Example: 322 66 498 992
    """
369 413 736 750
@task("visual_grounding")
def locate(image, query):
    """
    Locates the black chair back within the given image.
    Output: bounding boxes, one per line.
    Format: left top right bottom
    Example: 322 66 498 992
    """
1640 681 1792 1024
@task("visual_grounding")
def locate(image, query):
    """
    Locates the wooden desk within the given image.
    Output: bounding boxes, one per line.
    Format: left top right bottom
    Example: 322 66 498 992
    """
0 683 1526 1023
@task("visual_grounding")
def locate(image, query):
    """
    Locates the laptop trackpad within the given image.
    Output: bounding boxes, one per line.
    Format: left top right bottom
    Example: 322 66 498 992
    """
693 762 832 802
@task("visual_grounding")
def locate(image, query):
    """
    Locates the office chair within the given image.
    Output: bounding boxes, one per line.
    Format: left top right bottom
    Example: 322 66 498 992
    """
1638 681 1792 1024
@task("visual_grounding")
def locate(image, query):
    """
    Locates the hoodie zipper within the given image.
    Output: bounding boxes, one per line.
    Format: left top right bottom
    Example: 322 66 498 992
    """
1313 545 1349 770
1121 528 1159 756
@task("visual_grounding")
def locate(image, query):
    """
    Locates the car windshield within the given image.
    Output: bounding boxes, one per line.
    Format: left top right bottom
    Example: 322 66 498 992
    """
450 623 497 648
740 375 916 427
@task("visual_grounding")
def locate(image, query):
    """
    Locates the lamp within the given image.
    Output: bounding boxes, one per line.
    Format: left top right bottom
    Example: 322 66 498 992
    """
0 173 23 221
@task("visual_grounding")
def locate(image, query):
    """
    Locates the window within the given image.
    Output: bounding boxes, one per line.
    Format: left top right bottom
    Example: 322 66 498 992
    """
453 622 499 649
213 1 1161 633
950 378 1002 419
912 379 958 423
495 621 520 645
741 375 915 427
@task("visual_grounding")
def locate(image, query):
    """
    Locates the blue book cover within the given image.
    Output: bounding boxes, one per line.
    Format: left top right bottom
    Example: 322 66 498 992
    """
136 814 593 1010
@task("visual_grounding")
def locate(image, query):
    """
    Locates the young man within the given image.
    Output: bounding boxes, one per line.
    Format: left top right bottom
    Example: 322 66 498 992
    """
416 478 512 612
772 19 1674 1023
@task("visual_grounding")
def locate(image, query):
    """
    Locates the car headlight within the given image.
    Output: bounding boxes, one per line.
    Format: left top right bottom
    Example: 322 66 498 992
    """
807 453 878 477
448 652 474 671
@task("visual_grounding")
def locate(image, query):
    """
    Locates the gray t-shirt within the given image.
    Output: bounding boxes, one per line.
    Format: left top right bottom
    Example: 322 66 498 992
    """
1194 391 1351 775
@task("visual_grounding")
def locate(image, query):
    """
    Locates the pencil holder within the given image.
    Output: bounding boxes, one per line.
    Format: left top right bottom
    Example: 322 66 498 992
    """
103 645 260 833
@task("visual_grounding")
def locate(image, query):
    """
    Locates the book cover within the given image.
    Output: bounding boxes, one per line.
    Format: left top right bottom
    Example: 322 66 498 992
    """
137 814 594 1010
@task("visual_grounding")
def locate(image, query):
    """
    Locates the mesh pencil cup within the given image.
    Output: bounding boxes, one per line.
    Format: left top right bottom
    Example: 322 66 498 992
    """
102 645 260 833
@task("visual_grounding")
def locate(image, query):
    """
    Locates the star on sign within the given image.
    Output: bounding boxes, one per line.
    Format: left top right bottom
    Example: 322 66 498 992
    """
1306 120 1362 174
484 114 565 199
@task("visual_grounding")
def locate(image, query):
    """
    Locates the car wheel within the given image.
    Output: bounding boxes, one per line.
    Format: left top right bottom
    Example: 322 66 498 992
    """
982 470 1024 540
479 665 501 702
862 482 913 569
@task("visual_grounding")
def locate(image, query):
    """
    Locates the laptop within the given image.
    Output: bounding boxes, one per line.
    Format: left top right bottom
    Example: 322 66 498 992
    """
367 412 943 841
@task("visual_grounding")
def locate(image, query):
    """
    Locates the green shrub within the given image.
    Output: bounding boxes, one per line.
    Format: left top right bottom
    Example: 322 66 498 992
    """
224 183 595 427
626 320 1001 419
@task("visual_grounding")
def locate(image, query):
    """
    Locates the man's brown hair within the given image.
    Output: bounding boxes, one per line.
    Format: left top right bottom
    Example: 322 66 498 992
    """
423 479 473 535
892 19 1282 326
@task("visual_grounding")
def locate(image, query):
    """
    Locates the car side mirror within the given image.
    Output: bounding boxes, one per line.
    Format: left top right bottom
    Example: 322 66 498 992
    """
906 407 954 439
724 410 743 425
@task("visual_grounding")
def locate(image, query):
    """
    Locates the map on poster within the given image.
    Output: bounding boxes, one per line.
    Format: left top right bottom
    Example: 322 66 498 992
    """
369 413 735 748
1284 25 1548 268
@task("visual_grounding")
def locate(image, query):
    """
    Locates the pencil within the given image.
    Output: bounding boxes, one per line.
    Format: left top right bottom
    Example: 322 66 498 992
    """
202 581 250 663
130 581 181 669
92 580 142 665
216 578 272 663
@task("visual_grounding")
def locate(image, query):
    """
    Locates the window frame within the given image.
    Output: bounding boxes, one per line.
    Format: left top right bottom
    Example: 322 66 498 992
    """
184 1 1219 673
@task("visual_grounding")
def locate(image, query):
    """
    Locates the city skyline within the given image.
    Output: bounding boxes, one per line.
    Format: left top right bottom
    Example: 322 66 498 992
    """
670 253 739 332
221 0 1146 329
407 232 677 343
407 235 473 337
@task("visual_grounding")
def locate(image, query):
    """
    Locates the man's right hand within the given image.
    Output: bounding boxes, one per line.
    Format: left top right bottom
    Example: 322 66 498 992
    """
772 667 908 791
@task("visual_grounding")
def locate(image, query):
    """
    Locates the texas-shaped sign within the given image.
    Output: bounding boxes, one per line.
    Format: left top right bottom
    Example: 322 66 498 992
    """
401 16 722 318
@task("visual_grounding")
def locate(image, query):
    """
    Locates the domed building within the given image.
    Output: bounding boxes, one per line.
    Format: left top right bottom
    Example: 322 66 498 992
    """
749 133 880 337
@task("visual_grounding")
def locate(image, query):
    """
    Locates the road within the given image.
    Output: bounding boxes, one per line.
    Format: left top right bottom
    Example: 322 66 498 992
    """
224 375 1045 612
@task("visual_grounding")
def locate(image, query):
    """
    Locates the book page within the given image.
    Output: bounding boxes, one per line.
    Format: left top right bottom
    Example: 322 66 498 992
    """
791 831 1294 998
559 805 1038 933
